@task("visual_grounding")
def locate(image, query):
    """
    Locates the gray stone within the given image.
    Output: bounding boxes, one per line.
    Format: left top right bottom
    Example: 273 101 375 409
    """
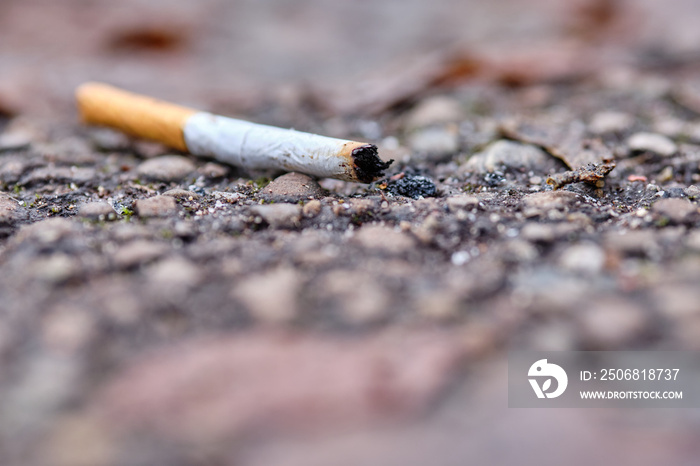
685 185 700 199
501 239 539 263
520 223 557 242
512 268 590 314
522 190 581 210
78 202 114 219
302 199 322 217
109 223 153 242
0 131 31 152
588 111 634 134
232 267 301 323
212 191 243 202
13 217 78 245
653 285 700 319
0 193 26 224
134 195 178 217
446 195 479 212
136 155 196 182
404 96 463 131
527 321 577 351
415 288 461 321
20 166 96 185
0 158 29 183
353 224 416 254
318 269 390 324
346 198 378 215
251 204 302 229
627 132 677 157
657 166 674 183
42 137 96 164
42 305 96 352
197 162 229 178
654 118 686 138
27 254 81 284
162 188 202 200
112 240 169 269
603 230 660 257
145 256 202 288
685 230 700 251
88 128 131 152
558 242 606 274
463 140 554 174
259 172 323 202
407 125 460 160
133 141 169 159
652 198 698 223
520 222 580 243
0 321 11 357
499 118 607 168
578 298 649 349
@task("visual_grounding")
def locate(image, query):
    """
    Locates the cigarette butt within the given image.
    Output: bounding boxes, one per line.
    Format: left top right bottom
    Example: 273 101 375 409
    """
76 83 393 183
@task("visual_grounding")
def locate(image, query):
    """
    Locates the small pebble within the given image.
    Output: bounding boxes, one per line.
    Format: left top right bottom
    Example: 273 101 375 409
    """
233 268 301 324
27 254 80 284
501 239 539 263
259 172 323 202
113 240 169 269
652 198 698 223
0 131 31 152
250 204 302 229
657 166 674 183
578 298 649 349
78 202 114 219
446 195 479 212
558 242 606 274
588 111 634 134
603 230 660 256
319 269 390 324
145 256 202 289
136 155 196 182
162 188 201 200
302 199 322 217
462 140 554 174
197 162 229 178
404 96 463 131
522 191 580 210
0 194 26 224
627 132 677 157
88 128 131 152
407 125 460 160
685 185 700 199
42 306 95 352
212 191 242 202
134 195 178 218
353 224 416 254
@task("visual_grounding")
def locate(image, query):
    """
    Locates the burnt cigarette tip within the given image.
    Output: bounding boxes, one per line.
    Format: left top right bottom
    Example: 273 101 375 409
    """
352 144 393 183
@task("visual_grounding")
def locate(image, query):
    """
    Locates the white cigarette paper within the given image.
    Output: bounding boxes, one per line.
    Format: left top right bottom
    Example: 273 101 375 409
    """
76 83 393 183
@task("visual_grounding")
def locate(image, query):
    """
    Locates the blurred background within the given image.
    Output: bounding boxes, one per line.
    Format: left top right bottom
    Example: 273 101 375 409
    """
2 0 700 117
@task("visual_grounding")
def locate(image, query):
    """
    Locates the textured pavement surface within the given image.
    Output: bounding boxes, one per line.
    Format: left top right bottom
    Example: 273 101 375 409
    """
2 1 700 465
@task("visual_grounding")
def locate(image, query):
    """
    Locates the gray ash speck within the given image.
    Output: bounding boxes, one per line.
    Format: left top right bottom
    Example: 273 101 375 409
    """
484 171 505 187
662 187 686 198
188 185 206 196
387 174 437 199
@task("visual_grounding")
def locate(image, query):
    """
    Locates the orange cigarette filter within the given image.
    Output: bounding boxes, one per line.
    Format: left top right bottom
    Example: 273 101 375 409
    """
76 82 196 152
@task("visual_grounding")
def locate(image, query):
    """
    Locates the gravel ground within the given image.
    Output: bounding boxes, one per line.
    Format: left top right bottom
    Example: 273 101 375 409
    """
4 1 700 465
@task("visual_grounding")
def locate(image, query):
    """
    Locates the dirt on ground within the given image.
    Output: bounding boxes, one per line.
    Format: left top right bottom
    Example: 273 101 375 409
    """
2 1 700 465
